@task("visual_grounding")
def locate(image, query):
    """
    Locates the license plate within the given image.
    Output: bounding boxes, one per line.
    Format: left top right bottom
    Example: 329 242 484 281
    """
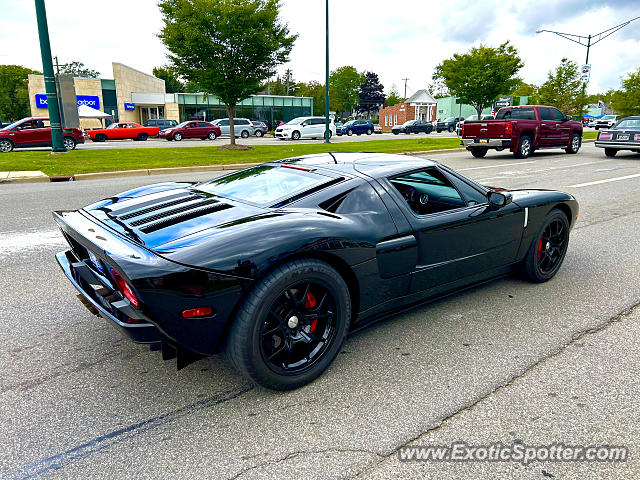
618 134 629 141
479 139 488 143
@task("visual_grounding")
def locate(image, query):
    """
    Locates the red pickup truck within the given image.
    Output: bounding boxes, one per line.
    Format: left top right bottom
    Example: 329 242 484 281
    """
461 105 583 158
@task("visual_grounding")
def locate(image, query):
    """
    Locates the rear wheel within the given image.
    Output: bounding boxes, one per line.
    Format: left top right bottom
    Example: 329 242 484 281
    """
63 137 77 150
470 147 488 158
520 210 569 283
565 133 580 154
0 139 14 153
137 133 148 141
604 148 618 157
224 259 351 390
514 135 532 159
173 132 183 141
255 130 264 137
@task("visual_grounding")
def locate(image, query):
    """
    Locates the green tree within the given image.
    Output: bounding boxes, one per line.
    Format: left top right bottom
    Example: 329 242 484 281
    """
158 0 297 145
510 81 538 98
385 85 404 107
357 71 385 116
611 67 640 117
329 66 364 116
534 58 587 116
0 65 41 121
282 68 297 95
297 81 325 116
433 42 523 118
59 61 100 78
153 66 184 93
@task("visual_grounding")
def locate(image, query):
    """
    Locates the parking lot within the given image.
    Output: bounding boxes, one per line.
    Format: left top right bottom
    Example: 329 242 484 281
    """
1 143 639 479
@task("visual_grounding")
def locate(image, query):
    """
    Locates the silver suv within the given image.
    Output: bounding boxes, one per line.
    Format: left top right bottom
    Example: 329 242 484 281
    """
211 118 255 138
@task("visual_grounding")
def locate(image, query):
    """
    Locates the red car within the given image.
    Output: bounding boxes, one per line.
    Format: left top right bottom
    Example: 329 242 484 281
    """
88 122 160 142
0 117 84 153
158 120 221 141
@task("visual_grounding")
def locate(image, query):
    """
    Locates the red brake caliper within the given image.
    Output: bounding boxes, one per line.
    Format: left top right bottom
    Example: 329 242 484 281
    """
537 238 544 259
305 291 318 333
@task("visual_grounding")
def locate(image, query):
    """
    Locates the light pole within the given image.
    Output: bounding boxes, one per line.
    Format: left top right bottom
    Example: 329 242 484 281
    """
537 16 640 66
324 0 330 143
35 0 66 153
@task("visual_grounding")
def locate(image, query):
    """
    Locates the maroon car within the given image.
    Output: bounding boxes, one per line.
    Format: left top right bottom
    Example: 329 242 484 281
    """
461 106 583 158
158 120 221 141
0 117 84 153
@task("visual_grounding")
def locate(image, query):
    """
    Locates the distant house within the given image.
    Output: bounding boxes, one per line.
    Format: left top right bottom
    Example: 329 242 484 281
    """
379 89 437 132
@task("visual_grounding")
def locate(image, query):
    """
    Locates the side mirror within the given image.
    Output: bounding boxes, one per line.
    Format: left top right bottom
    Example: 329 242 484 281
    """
487 190 512 210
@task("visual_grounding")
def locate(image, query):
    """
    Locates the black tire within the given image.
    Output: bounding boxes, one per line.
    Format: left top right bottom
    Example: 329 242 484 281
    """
255 130 264 137
137 133 148 141
514 135 532 159
604 148 618 157
346 129 353 136
471 147 488 158
63 137 77 150
520 209 569 283
241 130 250 139
405 129 411 134
595 126 599 130
0 138 14 153
448 125 454 132
173 132 183 141
366 128 372 135
291 130 301 141
566 133 580 154
224 259 351 390
208 131 217 140
393 131 399 135
94 133 107 142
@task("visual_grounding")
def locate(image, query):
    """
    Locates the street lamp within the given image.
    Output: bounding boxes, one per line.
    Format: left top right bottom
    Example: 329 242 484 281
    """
324 0 330 143
536 16 640 65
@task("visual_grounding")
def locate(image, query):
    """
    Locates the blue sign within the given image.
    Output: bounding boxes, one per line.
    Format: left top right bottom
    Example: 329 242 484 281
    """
124 102 135 111
35 94 100 109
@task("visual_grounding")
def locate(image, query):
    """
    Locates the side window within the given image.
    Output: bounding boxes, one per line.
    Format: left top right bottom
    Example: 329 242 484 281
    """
198 122 209 127
539 108 553 121
219 120 229 126
389 167 466 216
551 108 565 121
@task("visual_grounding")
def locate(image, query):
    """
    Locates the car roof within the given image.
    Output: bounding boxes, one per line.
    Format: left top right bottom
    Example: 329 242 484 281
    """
268 152 437 178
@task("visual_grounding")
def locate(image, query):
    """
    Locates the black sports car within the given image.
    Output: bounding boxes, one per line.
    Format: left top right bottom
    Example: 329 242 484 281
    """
392 120 433 135
54 153 578 390
594 116 640 157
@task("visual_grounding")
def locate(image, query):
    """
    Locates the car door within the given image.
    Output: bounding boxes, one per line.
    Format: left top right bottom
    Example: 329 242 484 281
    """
217 120 229 136
538 107 555 146
382 166 525 293
197 122 210 137
551 108 571 144
13 120 41 146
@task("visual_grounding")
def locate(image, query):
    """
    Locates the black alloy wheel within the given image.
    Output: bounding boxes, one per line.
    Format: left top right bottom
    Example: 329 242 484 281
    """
521 210 569 282
225 259 350 390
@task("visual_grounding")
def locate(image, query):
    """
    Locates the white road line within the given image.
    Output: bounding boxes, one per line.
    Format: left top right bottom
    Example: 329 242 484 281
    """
457 161 535 171
568 173 640 188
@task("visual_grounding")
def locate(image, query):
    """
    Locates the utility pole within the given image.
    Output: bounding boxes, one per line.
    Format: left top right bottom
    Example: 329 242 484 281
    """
324 0 330 143
402 78 409 98
35 0 65 153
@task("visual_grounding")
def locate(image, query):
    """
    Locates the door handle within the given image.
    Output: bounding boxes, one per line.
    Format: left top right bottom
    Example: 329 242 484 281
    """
541 123 547 126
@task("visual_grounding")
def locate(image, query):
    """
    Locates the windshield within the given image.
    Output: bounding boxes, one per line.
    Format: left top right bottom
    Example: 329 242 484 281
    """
198 165 329 204
615 119 640 129
465 115 479 121
176 121 191 128
603 115 617 120
402 120 415 126
343 120 355 126
443 117 455 122
286 118 304 125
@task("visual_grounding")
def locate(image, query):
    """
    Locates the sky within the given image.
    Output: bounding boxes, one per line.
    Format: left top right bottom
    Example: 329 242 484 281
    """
1 0 639 96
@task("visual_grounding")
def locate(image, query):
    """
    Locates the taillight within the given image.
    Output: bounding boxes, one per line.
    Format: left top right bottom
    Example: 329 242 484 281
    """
182 307 213 318
461 123 465 136
110 269 140 309
505 123 513 135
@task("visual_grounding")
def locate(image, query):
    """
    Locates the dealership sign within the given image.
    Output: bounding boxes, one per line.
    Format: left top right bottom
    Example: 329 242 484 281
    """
35 94 100 109
580 64 591 82
124 102 135 111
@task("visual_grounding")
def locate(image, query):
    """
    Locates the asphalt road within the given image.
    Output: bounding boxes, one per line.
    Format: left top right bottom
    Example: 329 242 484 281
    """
1 143 639 479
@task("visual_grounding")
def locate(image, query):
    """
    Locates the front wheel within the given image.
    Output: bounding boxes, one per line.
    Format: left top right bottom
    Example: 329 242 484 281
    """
224 259 351 390
0 139 14 153
604 148 618 157
241 130 250 139
514 135 532 159
63 137 77 150
366 129 372 135
520 210 569 283
471 147 488 158
566 133 580 154
208 131 217 140
448 126 454 132
255 130 264 137
291 131 301 141
346 129 353 136
173 132 183 141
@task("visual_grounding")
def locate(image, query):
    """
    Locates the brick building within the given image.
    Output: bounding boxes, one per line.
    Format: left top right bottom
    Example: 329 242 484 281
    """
379 89 437 132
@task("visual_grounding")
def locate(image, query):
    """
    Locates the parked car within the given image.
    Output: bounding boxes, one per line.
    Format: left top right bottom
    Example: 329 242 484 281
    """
158 120 221 141
275 117 336 140
251 121 268 137
456 114 495 136
53 152 578 390
88 122 160 142
594 116 640 157
373 124 382 134
211 118 255 138
435 117 460 133
392 119 433 135
0 117 84 153
144 119 178 129
337 119 374 136
461 105 583 158
592 115 618 130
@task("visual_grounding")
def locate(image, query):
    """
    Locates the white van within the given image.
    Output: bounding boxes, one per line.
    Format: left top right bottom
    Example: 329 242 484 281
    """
211 118 255 138
275 117 336 140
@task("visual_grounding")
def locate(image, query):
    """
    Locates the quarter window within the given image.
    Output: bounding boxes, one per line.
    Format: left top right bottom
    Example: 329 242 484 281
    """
389 167 466 216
